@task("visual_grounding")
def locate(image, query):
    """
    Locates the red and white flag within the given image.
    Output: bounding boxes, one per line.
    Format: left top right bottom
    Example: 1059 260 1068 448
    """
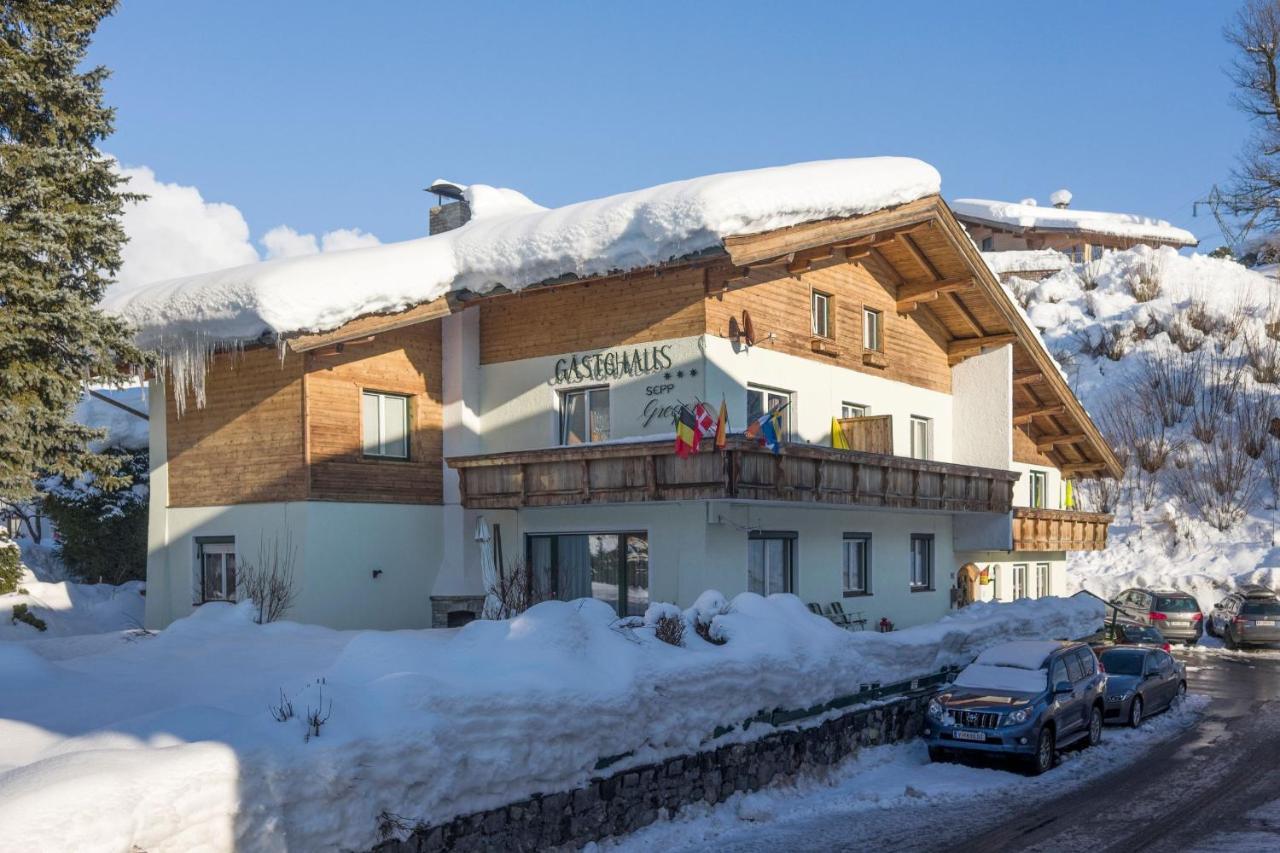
693 403 715 447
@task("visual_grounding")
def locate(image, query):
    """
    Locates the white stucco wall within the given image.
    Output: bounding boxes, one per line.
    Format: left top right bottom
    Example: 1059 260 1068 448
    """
478 336 707 453
1011 460 1063 509
146 500 447 630
702 336 955 459
951 344 1012 470
954 551 1068 602
510 501 955 629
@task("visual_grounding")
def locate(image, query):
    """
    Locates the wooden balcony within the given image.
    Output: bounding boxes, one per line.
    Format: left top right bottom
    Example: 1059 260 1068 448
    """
448 436 1018 513
1011 507 1112 552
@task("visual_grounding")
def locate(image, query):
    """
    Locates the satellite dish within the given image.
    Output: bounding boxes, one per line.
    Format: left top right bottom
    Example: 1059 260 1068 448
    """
742 310 757 347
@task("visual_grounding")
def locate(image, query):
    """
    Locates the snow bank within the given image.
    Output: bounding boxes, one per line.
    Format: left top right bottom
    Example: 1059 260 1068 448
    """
0 568 144 643
100 157 939 405
0 592 1099 853
953 198 1197 246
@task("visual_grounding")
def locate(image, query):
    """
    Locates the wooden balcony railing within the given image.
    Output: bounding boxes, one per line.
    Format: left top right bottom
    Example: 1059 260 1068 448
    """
448 436 1018 513
1012 507 1112 552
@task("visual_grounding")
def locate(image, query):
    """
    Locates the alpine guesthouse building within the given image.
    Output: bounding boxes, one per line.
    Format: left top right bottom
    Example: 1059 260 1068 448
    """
107 158 1119 632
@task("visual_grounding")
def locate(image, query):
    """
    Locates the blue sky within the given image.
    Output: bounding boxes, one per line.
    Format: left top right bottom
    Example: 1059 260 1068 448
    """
94 0 1246 249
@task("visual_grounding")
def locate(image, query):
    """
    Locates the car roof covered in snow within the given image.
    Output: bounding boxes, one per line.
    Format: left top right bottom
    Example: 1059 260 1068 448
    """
972 640 1068 670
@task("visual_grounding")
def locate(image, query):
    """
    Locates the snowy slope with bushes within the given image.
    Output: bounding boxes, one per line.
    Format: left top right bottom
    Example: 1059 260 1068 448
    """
1002 247 1280 606
0 593 1100 853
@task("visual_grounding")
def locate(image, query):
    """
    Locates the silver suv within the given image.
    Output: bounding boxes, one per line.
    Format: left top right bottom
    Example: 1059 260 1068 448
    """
1207 587 1280 649
1109 587 1203 646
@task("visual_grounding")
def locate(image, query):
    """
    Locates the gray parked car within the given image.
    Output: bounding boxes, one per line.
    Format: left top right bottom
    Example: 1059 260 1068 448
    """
1207 587 1280 649
1109 587 1203 645
1097 646 1187 728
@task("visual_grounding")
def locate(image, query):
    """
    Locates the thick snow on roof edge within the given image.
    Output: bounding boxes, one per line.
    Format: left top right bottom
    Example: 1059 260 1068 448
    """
952 198 1197 247
101 157 941 349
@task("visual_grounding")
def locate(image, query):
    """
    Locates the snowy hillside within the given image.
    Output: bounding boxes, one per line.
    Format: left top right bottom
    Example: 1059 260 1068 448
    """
1000 247 1280 606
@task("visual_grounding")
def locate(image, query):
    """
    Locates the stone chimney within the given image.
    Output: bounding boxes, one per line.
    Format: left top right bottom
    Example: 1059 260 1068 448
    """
427 178 472 235
1050 188 1073 209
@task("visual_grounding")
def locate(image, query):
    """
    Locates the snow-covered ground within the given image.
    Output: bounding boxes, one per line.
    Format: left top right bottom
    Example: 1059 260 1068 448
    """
606 694 1208 852
0 592 1099 853
1003 246 1280 606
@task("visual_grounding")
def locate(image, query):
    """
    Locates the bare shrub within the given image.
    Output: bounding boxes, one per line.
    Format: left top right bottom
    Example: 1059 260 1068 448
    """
1125 253 1164 302
1171 426 1260 532
1187 297 1217 335
1078 323 1132 361
1267 297 1280 341
1077 475 1121 514
484 557 554 619
239 533 299 624
269 688 294 722
1191 362 1242 444
1135 351 1198 427
1167 316 1205 353
1245 332 1280 384
654 612 685 646
1236 389 1278 458
1078 258 1104 291
304 680 332 742
1263 436 1280 510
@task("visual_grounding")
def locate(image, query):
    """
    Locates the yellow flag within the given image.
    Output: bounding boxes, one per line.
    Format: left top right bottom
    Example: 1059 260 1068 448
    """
831 417 850 450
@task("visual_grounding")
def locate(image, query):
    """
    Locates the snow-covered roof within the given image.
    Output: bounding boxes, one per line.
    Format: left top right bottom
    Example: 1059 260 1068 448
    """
952 198 1198 248
982 249 1071 275
102 158 941 350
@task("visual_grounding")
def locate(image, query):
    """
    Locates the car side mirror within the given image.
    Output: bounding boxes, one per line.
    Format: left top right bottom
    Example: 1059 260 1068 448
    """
1053 681 1073 695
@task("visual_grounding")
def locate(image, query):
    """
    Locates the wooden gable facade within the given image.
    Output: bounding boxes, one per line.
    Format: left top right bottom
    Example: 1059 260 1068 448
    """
161 192 1120 511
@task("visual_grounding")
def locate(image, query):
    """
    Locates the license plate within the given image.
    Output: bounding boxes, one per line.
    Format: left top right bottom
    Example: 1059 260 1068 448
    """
1256 621 1276 627
953 730 986 742
1169 621 1189 626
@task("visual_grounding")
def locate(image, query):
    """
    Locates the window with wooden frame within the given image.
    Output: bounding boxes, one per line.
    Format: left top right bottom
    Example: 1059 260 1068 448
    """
195 536 236 604
1013 563 1028 600
362 390 410 459
811 290 832 338
909 534 934 591
862 307 883 352
842 533 871 596
748 531 795 595
559 385 610 445
747 385 792 440
909 416 932 461
1029 470 1047 508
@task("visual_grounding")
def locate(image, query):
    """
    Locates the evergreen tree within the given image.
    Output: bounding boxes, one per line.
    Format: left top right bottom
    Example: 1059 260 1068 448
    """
0 0 144 504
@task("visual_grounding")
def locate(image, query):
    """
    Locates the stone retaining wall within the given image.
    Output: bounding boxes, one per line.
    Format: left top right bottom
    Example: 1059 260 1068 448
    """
372 692 930 852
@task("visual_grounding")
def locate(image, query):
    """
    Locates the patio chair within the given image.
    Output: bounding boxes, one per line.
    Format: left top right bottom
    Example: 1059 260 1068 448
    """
829 601 867 631
823 602 852 629
807 602 825 616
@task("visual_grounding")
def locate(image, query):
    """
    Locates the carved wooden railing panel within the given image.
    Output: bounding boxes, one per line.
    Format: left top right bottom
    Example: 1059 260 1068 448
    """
449 437 1019 513
1011 507 1112 552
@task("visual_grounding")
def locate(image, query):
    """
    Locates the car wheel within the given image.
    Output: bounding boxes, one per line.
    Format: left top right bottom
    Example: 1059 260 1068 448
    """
928 746 949 763
1176 681 1187 704
1027 726 1055 776
1129 695 1144 728
1225 631 1238 650
1087 705 1104 746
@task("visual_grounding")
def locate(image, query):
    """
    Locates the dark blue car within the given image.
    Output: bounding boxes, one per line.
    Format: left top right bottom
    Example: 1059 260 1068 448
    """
924 640 1106 775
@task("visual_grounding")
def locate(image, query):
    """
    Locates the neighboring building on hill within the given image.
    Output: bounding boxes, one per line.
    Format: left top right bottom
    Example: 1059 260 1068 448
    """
953 190 1198 278
103 159 1120 632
